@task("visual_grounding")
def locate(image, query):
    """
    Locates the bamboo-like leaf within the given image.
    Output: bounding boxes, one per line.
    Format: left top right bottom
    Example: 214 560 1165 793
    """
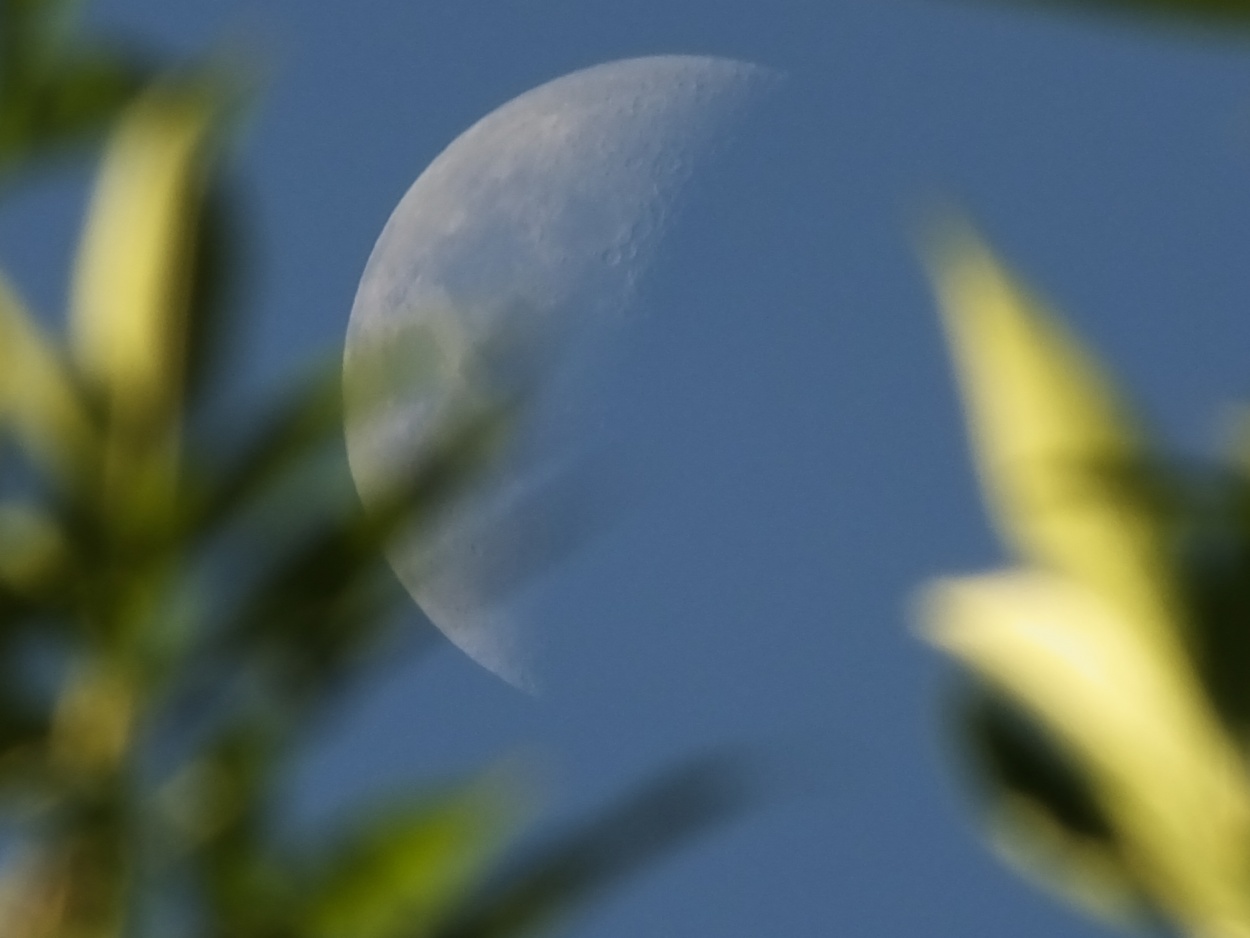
303 775 522 938
922 570 1250 938
69 80 217 522
0 269 91 484
925 226 1184 661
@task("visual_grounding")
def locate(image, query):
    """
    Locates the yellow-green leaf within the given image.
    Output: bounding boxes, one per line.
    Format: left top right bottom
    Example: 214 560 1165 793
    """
303 773 523 938
922 570 1250 938
0 269 91 482
926 226 1182 660
69 80 217 515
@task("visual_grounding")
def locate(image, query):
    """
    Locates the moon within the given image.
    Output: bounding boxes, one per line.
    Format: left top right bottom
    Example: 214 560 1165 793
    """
344 55 775 691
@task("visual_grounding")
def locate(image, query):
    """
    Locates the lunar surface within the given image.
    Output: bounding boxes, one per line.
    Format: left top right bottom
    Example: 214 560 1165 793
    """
344 55 774 690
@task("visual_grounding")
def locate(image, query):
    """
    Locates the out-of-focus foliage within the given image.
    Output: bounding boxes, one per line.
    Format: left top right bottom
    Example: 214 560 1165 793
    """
920 226 1250 938
0 7 749 938
976 0 1250 35
0 0 150 185
1014 0 1249 27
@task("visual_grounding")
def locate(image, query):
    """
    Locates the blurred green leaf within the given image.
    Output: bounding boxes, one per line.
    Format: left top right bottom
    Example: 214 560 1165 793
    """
303 775 523 938
0 268 94 488
181 182 250 410
183 725 302 938
69 79 220 521
433 757 754 938
0 0 149 179
0 501 70 600
0 46 145 163
0 9 758 938
988 0 1250 31
187 366 343 537
220 401 512 711
34 46 144 137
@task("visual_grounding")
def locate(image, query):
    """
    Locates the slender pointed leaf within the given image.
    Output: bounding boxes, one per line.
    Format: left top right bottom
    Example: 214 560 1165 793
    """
926 225 1185 661
69 79 218 524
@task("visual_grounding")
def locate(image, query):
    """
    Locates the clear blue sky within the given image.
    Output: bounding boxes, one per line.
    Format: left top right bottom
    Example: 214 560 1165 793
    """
8 1 1250 936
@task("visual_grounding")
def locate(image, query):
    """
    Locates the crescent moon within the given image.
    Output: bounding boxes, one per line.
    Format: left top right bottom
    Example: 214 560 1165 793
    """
344 55 775 690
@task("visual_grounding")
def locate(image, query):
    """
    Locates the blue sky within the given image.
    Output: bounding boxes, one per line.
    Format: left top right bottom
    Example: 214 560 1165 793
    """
8 1 1250 936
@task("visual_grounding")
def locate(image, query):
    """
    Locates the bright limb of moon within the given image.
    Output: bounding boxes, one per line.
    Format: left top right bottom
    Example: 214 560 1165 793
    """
344 55 775 691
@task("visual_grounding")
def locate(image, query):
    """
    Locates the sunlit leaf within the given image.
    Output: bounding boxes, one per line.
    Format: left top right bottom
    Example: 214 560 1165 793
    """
69 79 218 523
923 570 1250 937
925 225 1186 664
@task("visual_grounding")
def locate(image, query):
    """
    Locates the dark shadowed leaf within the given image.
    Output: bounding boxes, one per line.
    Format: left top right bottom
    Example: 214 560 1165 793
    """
949 676 1151 928
1171 462 1250 738
0 0 150 177
181 182 251 410
955 680 1116 841
15 45 147 153
187 366 343 536
976 0 1250 32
